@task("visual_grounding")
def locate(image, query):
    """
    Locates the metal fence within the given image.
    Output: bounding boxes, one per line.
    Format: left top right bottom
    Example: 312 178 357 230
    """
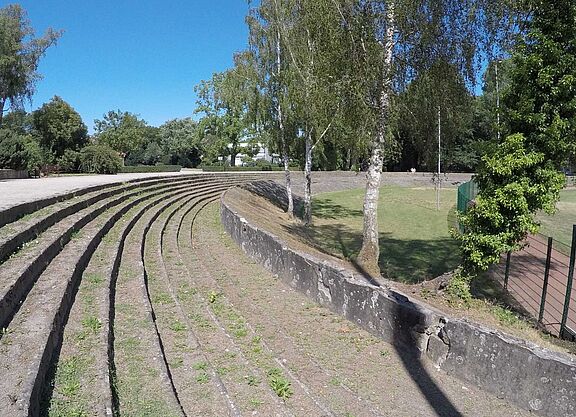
456 179 576 341
490 230 576 340
456 179 478 214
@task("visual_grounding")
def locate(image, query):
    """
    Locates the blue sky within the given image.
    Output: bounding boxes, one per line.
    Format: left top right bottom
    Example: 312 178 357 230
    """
14 1 251 131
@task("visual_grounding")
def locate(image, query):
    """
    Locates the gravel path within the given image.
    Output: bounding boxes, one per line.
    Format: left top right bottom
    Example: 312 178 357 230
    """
0 171 196 211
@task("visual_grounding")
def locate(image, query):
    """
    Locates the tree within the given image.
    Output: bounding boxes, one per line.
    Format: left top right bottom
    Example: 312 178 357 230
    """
395 61 475 171
336 0 521 277
159 118 201 167
0 128 43 174
248 0 297 216
250 0 349 225
2 109 32 135
195 52 258 166
456 0 576 291
94 110 147 161
0 4 61 126
32 96 88 159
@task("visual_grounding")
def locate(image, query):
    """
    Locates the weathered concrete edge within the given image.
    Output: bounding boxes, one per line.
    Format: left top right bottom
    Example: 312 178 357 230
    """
220 191 576 417
0 169 28 180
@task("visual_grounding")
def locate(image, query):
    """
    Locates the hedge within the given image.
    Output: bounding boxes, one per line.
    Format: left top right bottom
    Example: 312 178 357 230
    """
201 166 282 172
119 164 182 173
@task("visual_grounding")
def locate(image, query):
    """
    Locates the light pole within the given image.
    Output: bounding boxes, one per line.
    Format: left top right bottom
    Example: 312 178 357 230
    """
436 106 441 211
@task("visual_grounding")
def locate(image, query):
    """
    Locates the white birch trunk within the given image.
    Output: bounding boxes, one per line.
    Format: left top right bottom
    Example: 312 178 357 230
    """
357 2 396 277
277 29 294 217
303 129 313 225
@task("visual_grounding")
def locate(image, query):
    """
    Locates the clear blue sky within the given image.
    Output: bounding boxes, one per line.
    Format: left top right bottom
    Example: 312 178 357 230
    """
14 1 251 131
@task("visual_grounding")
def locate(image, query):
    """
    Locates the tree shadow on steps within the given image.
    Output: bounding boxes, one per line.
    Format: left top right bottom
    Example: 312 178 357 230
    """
390 300 465 417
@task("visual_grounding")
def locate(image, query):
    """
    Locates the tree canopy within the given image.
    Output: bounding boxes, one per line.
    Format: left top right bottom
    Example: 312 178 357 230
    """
32 96 88 159
0 4 61 126
455 0 576 295
94 110 148 158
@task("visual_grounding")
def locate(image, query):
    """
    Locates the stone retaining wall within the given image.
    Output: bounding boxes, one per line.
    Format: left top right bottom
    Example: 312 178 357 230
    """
221 191 576 417
0 169 28 180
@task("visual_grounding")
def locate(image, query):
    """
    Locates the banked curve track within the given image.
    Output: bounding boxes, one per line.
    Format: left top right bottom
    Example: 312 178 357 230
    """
0 173 276 417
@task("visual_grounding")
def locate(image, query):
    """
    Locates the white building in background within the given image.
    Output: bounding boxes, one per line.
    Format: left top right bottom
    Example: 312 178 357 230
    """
228 142 280 166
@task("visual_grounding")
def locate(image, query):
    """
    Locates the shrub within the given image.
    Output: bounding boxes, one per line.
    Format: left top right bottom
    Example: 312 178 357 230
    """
0 129 45 175
0 129 28 170
80 144 123 174
119 164 181 173
57 149 81 173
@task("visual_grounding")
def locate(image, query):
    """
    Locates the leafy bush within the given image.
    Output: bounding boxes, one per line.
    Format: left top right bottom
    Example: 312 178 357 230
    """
80 144 123 174
57 149 81 173
201 165 282 172
0 129 45 175
119 164 181 173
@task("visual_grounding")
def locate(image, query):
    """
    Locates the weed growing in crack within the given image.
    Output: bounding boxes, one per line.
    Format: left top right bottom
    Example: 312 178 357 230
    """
208 290 220 303
379 349 390 358
249 398 264 408
217 366 230 376
195 372 209 384
232 325 248 338
170 357 184 369
193 361 208 371
329 377 340 386
169 320 187 332
152 292 172 305
267 368 293 399
245 375 260 386
189 313 213 329
82 316 102 335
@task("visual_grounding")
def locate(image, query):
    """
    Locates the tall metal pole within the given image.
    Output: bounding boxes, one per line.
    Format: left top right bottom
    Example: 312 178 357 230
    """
495 60 501 142
560 225 576 338
436 106 441 210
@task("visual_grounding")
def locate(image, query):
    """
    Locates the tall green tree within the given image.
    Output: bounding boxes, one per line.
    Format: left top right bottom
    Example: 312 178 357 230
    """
0 4 61 126
287 0 349 225
159 117 201 167
248 0 297 216
195 52 259 166
457 0 576 284
32 96 88 159
396 61 475 171
336 0 521 277
94 110 147 161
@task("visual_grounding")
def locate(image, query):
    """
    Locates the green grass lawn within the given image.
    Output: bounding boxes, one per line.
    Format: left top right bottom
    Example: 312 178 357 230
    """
537 189 576 249
296 186 461 284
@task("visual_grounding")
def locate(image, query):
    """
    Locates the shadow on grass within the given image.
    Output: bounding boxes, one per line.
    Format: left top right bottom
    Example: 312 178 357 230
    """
283 221 460 284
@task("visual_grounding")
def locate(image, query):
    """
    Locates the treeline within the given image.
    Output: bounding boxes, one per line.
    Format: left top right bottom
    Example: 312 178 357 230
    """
0 5 204 175
0 100 203 175
196 0 575 283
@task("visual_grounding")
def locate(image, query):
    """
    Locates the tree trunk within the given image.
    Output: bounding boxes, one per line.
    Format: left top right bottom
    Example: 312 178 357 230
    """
277 28 294 217
303 129 313 225
357 1 396 279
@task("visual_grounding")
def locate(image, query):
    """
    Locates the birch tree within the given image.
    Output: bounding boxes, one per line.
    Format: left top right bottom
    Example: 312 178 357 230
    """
248 0 296 216
277 0 347 225
337 0 522 277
